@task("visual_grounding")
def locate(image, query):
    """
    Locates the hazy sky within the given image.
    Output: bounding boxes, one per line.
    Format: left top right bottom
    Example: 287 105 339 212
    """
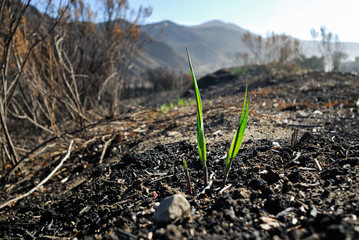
125 0 358 43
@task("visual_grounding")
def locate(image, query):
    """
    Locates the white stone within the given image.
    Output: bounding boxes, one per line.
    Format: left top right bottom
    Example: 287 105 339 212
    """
152 194 190 225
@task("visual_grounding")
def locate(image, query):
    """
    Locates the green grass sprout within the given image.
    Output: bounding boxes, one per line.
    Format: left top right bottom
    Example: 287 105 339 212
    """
178 97 184 107
182 158 193 195
185 47 250 191
186 46 208 185
222 86 250 187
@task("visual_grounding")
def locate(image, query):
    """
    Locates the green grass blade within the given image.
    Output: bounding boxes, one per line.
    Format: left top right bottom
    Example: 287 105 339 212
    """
240 86 248 123
233 99 250 158
183 158 188 171
225 87 250 173
182 158 193 195
186 46 206 168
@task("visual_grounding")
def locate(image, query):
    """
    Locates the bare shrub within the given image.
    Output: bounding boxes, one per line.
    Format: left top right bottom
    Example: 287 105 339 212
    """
242 32 266 65
233 52 249 66
311 26 347 72
60 0 152 117
240 31 303 72
0 0 66 168
0 0 151 180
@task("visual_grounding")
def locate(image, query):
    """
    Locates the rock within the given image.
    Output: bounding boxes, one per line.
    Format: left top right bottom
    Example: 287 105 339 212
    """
152 194 190 225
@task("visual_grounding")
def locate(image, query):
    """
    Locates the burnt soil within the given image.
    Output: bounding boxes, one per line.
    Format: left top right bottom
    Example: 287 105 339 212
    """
1 68 359 239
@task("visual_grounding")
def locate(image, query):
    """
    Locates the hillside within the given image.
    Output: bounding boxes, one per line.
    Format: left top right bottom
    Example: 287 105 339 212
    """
137 20 249 76
138 20 359 77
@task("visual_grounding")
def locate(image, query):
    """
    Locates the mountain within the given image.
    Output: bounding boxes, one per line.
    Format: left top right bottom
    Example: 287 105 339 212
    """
193 19 247 33
130 34 187 75
135 20 256 75
137 20 359 77
137 20 249 76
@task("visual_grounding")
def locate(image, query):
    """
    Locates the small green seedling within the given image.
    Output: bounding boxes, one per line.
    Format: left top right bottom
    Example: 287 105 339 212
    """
185 47 250 191
222 86 250 187
186 46 208 185
178 97 184 107
182 158 193 195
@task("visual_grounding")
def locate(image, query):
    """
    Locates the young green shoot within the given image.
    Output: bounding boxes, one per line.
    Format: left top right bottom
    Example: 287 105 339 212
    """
182 158 193 195
186 46 208 185
178 97 184 107
223 86 250 187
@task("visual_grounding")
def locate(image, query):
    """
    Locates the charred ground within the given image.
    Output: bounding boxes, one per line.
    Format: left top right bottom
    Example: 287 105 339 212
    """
1 69 359 239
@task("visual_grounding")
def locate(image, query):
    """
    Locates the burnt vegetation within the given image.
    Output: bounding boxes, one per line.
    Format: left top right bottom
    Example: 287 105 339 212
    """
0 0 151 176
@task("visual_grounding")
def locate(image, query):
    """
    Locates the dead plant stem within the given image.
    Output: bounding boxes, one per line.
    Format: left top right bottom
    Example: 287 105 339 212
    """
0 140 74 210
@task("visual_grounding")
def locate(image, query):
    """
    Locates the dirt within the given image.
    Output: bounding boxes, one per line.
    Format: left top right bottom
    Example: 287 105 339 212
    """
1 69 359 239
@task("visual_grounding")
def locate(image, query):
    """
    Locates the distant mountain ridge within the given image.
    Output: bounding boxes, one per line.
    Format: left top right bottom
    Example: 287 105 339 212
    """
135 20 249 77
193 19 247 33
135 19 359 77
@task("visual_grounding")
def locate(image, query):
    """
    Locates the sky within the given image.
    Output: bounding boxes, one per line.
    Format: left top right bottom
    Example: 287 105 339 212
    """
123 0 359 43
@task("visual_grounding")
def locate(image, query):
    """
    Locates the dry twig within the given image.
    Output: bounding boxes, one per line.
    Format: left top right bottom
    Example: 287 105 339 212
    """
314 158 322 171
0 140 74 210
99 136 115 164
